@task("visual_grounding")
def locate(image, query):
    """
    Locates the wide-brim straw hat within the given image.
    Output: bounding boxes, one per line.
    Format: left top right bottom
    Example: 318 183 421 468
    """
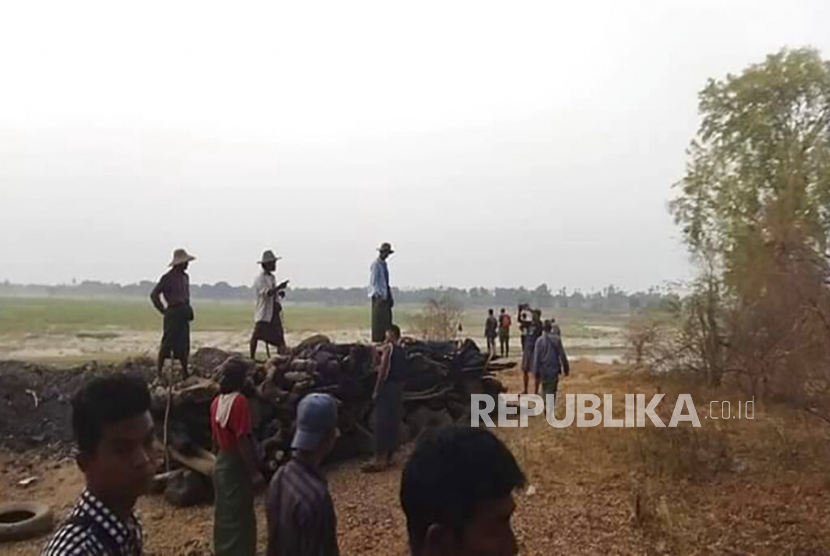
169 248 196 267
377 242 394 254
258 250 282 264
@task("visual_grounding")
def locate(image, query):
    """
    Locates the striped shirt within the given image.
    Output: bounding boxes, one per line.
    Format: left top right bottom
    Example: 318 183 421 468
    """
266 457 339 556
41 490 143 556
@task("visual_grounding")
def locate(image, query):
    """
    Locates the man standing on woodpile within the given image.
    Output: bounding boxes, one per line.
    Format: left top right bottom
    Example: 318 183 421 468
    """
267 393 340 556
484 309 498 355
498 307 512 357
369 242 395 343
363 324 406 473
250 249 289 359
532 319 570 398
211 359 265 556
400 426 526 556
150 248 195 379
42 374 157 556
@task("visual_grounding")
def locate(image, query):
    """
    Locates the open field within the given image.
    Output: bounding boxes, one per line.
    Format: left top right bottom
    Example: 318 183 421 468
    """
0 297 628 364
2 360 828 555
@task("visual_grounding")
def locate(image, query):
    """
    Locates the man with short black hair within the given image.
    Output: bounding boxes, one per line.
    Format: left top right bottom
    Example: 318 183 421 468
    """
42 374 157 556
363 324 406 473
400 426 526 556
211 358 265 556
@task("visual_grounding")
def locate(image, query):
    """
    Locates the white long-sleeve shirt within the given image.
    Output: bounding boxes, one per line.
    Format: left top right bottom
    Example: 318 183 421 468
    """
368 258 391 299
253 271 277 323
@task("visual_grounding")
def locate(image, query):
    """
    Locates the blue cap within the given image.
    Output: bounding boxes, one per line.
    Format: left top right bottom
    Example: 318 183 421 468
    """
291 393 338 451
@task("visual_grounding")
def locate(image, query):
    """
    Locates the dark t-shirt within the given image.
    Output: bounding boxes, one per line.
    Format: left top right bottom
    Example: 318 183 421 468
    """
485 316 498 337
387 344 407 381
155 269 190 306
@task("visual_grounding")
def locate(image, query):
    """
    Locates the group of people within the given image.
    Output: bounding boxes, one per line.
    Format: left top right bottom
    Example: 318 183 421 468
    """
41 243 563 556
150 247 290 381
484 308 513 357
151 242 399 380
484 304 570 398
42 371 526 556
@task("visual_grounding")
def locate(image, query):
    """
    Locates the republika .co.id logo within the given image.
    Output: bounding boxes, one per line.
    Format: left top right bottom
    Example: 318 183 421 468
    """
470 394 755 428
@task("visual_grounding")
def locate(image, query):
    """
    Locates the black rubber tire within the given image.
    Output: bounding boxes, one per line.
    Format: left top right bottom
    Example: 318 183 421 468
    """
0 502 54 542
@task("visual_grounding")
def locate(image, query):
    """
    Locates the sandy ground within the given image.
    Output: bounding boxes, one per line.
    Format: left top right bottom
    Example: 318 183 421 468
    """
5 358 824 555
0 329 625 364
0 330 368 362
2 358 633 556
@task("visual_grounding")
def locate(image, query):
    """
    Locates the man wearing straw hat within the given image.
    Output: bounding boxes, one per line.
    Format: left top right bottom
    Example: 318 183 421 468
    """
150 248 195 379
368 242 395 343
250 249 290 360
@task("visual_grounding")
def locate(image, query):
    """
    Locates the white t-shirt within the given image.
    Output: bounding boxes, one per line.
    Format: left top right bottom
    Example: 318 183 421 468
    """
253 271 277 323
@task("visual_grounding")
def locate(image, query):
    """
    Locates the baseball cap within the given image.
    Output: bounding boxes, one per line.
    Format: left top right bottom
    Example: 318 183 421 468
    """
291 393 338 451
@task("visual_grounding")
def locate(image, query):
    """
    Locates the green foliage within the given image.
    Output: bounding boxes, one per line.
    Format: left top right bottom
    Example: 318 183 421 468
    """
671 48 830 272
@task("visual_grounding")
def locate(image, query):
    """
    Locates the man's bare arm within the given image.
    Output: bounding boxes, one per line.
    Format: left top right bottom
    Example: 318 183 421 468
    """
150 282 166 314
238 435 265 490
373 345 392 399
559 340 570 376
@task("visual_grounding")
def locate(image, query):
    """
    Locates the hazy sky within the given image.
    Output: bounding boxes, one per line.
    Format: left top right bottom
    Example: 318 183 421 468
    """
1 1 828 291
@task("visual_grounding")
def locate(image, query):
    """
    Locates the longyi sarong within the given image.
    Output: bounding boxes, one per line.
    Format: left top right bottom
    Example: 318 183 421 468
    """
252 304 286 348
160 303 192 360
374 379 403 454
213 451 256 556
371 296 393 343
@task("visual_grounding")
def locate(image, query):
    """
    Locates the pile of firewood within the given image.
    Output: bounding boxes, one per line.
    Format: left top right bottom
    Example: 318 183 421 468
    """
150 335 513 506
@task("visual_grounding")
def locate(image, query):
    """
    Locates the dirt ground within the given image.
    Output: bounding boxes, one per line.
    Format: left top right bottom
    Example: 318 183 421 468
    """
2 360 829 556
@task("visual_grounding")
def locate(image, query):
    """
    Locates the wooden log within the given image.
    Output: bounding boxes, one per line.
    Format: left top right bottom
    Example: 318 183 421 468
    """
168 445 216 477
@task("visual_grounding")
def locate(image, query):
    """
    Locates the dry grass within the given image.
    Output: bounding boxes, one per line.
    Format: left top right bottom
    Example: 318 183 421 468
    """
2 361 829 555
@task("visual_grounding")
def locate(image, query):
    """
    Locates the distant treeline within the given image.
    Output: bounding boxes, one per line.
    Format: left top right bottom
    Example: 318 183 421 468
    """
0 280 674 311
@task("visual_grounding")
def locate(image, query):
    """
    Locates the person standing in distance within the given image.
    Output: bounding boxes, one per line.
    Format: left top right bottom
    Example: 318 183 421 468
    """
150 248 195 379
250 249 290 359
369 242 395 343
484 309 498 356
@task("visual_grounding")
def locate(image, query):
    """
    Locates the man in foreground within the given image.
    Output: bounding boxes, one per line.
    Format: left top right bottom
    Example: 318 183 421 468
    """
211 359 265 556
484 309 498 355
150 248 196 379
532 320 570 398
400 426 526 556
369 242 395 343
250 249 290 359
267 393 340 556
42 374 157 556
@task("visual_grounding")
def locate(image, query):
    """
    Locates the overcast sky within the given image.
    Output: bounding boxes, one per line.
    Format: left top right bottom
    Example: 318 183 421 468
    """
1 1 828 291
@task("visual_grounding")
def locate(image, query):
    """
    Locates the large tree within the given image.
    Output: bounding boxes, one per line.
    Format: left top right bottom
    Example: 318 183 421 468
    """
669 48 830 398
671 48 830 279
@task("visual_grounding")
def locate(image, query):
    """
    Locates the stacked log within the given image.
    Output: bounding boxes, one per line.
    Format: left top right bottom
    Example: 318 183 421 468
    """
151 336 512 505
